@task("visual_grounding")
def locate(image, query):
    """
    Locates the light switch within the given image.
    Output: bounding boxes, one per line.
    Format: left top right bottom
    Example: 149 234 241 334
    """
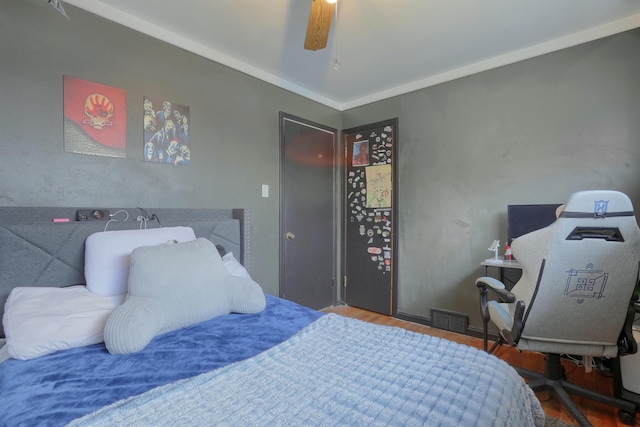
262 184 269 198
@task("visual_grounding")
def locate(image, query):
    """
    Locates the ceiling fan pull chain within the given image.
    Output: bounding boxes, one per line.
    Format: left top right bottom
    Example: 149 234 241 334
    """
333 0 340 70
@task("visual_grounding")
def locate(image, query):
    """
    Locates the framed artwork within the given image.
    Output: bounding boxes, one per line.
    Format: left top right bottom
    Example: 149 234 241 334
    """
352 140 369 166
143 96 191 165
63 76 126 158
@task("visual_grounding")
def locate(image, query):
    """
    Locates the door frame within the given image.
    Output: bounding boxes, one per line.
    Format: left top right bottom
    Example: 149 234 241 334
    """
279 112 339 306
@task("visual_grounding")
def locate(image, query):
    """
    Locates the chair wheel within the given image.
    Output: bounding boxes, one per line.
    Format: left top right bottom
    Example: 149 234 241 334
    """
619 409 637 426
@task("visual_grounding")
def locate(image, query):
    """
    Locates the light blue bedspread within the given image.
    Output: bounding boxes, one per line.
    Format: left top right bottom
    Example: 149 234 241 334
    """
71 313 545 427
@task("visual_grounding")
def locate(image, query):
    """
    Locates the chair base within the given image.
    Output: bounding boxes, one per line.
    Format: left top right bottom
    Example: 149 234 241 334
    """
517 354 637 427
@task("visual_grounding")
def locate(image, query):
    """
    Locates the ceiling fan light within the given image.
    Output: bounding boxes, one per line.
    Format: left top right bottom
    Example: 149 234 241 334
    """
326 0 337 4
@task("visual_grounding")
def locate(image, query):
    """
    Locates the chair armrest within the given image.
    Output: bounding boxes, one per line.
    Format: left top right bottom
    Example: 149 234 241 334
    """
476 276 517 328
618 294 639 356
475 277 515 303
476 277 522 351
512 300 526 344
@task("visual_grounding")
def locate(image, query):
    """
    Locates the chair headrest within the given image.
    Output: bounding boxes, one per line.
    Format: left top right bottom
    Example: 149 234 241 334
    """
559 190 634 219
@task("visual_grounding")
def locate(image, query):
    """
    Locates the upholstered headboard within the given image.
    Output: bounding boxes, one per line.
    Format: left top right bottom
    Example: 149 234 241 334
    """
0 207 248 337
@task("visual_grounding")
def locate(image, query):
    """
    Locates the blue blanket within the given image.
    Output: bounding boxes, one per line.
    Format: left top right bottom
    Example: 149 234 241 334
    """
71 314 545 427
0 295 322 427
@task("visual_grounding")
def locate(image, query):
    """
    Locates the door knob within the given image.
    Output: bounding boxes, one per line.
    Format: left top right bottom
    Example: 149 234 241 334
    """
285 232 296 240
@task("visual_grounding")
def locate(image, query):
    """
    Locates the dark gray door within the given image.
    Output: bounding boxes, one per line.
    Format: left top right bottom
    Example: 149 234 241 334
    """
280 113 336 309
343 119 397 315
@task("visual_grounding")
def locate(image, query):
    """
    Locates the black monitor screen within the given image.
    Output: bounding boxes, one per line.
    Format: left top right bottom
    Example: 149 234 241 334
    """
507 204 562 244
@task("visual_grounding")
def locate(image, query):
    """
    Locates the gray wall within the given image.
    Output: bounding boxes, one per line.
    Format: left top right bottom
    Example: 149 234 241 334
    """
3 0 640 332
344 29 640 330
0 0 341 297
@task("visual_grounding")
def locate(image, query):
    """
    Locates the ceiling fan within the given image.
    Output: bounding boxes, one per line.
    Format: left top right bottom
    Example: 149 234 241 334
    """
304 0 337 51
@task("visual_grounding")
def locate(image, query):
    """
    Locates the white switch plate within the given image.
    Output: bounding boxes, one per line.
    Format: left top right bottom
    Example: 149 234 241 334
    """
261 184 269 198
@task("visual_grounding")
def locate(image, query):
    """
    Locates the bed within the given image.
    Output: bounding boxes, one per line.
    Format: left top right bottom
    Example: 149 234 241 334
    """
0 207 545 427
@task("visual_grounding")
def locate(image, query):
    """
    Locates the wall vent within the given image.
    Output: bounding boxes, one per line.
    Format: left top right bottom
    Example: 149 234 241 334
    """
430 308 469 335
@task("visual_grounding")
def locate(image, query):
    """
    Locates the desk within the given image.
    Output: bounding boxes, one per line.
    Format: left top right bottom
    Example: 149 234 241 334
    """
481 259 523 289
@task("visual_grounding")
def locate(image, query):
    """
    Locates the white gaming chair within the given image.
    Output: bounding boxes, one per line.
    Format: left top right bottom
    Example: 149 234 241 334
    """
477 190 640 427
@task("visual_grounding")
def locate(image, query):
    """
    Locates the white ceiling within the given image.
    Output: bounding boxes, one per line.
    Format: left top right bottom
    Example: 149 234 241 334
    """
62 0 640 111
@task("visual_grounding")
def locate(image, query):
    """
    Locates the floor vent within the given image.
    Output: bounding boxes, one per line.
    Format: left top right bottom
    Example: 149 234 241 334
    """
431 308 469 334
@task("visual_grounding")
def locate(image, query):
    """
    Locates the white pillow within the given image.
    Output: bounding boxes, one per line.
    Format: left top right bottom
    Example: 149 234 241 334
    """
84 226 196 296
222 252 252 280
104 238 265 355
2 286 125 361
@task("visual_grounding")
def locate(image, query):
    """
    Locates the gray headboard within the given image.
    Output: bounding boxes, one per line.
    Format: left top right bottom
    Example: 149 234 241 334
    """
0 207 247 337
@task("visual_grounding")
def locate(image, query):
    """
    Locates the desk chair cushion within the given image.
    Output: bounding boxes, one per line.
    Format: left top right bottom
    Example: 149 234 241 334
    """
487 300 515 333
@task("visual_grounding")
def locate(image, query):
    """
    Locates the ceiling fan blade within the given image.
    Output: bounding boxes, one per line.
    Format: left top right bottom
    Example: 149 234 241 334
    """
304 0 335 51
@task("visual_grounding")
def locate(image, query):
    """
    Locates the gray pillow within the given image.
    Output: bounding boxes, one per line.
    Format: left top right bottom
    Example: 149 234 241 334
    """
104 238 265 355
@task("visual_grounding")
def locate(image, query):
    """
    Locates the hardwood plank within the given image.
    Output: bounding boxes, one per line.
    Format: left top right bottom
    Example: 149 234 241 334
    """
322 304 637 427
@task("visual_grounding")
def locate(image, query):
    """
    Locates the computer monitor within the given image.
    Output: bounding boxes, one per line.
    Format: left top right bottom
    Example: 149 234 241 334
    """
507 204 563 245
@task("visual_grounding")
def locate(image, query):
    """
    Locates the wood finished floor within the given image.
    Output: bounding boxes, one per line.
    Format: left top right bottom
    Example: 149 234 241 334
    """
321 304 638 427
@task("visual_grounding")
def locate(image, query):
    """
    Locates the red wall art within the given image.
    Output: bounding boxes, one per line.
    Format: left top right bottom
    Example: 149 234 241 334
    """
63 76 127 158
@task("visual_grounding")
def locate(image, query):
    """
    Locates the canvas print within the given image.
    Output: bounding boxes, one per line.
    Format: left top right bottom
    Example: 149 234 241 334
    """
64 76 127 158
143 96 191 165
